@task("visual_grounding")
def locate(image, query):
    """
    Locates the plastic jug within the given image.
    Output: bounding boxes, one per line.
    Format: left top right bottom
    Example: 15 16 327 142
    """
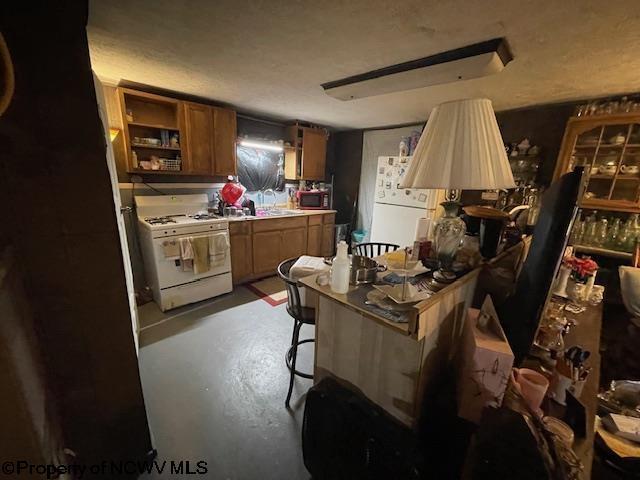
330 241 350 294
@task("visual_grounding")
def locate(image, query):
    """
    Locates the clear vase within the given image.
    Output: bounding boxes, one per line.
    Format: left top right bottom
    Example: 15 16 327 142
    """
432 201 466 283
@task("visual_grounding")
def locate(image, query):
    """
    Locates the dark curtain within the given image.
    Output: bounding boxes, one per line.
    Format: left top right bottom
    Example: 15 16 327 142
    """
237 146 285 192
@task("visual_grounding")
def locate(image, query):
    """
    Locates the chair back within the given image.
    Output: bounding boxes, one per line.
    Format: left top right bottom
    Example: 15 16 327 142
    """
277 258 303 320
353 242 400 258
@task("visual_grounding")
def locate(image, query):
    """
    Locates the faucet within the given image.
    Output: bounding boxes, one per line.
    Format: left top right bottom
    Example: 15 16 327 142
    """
263 189 277 210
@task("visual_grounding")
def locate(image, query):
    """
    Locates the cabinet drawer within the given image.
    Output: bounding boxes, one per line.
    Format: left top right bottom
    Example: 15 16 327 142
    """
323 213 336 225
252 216 308 232
229 221 251 235
308 214 323 226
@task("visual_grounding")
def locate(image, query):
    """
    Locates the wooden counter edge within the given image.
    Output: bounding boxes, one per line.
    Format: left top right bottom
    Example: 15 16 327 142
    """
299 275 414 337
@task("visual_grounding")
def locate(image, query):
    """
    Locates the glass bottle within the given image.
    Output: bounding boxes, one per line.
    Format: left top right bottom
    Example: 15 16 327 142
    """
617 216 631 251
569 210 584 245
607 218 621 249
583 211 598 246
628 214 640 252
594 216 608 247
618 214 638 252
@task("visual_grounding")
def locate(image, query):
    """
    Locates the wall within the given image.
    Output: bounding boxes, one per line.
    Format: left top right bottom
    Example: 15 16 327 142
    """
326 130 364 225
358 125 424 239
495 102 577 186
353 98 631 238
0 2 151 465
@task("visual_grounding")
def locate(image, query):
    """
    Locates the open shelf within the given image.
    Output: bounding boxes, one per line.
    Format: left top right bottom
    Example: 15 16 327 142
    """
573 244 633 260
131 143 181 151
128 121 179 130
127 169 184 175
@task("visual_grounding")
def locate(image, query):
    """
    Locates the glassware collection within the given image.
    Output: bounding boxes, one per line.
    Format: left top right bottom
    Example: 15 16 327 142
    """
574 95 640 117
569 209 640 252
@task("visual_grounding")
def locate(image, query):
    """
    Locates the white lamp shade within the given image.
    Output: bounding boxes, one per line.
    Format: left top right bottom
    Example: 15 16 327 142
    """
401 98 515 190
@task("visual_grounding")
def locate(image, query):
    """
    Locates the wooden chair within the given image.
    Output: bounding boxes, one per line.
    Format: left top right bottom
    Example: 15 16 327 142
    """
353 242 400 258
277 257 315 407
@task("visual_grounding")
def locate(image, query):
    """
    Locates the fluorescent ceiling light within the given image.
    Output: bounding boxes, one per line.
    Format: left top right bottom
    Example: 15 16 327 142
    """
322 38 513 101
239 140 284 152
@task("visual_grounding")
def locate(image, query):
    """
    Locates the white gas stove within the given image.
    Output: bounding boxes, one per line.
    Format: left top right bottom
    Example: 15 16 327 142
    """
135 194 232 311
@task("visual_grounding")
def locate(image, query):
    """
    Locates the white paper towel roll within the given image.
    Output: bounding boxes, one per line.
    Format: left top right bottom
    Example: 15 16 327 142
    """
414 217 433 241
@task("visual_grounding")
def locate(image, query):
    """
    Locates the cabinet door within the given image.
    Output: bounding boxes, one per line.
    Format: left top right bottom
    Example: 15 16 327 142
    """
230 234 253 284
213 107 237 176
281 227 307 260
321 223 335 257
183 102 213 175
301 128 327 180
252 231 281 275
307 224 322 256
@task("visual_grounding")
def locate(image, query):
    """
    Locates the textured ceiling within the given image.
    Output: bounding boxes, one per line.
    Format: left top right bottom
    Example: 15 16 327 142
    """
87 0 640 130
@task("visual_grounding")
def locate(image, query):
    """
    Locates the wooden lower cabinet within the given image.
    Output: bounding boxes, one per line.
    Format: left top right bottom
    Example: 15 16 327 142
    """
307 224 322 256
230 213 335 284
252 230 282 275
321 223 335 257
230 233 252 284
281 227 307 260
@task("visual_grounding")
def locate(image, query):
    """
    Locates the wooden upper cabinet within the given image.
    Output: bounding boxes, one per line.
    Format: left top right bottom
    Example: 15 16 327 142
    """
284 124 328 180
301 128 327 180
183 102 213 175
212 107 237 176
555 112 640 213
117 88 185 174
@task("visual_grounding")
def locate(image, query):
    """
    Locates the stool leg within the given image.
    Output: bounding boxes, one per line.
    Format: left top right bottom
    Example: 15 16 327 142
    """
286 320 302 407
289 319 297 347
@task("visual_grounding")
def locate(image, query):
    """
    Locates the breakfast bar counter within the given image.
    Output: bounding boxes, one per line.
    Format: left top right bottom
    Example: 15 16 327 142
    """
300 241 528 427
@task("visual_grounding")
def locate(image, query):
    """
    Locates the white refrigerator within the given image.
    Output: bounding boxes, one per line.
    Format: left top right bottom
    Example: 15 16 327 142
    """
370 156 441 248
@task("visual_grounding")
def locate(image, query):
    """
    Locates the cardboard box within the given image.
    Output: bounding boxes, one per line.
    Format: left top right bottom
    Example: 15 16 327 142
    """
457 296 514 424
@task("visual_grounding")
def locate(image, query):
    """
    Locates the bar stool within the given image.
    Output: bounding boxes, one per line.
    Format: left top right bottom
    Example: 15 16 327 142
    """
277 257 315 407
353 242 400 258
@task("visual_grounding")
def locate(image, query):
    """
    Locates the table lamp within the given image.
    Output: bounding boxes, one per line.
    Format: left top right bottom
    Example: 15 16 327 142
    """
401 98 515 286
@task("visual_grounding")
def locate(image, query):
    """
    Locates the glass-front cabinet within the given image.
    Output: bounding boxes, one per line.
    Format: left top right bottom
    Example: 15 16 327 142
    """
555 113 640 213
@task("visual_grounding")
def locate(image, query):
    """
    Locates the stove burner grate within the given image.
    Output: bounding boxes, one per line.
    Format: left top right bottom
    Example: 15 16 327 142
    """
189 213 219 220
144 216 177 225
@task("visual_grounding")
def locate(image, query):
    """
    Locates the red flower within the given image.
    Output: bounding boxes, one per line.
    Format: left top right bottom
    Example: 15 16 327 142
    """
563 255 598 277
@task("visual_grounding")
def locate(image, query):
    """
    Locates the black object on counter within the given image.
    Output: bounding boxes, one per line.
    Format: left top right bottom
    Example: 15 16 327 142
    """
241 197 255 216
479 217 506 258
498 168 583 364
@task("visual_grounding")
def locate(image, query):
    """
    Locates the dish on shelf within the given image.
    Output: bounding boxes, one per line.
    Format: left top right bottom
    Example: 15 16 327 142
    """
133 136 161 146
577 136 599 146
620 164 639 175
608 134 626 145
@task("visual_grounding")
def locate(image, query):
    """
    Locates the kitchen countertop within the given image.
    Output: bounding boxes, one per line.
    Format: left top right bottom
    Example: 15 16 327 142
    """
533 300 602 478
300 239 528 339
227 209 336 222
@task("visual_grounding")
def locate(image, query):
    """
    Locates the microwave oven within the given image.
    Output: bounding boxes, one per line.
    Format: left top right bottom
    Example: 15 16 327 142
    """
297 190 329 209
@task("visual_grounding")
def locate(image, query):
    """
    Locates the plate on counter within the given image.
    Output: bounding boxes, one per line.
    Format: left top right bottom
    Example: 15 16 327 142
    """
372 282 434 304
365 289 416 312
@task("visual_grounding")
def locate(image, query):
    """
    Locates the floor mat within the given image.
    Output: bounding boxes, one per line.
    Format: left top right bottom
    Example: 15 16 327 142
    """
246 276 288 306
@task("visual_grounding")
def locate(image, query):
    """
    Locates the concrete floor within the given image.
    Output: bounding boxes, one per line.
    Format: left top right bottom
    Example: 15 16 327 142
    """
137 286 314 480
